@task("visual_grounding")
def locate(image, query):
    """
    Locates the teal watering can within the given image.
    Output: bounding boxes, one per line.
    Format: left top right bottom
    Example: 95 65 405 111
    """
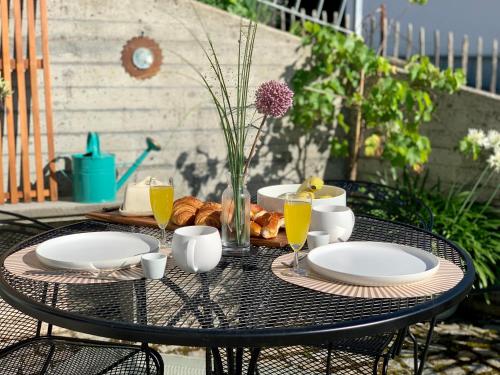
72 132 161 203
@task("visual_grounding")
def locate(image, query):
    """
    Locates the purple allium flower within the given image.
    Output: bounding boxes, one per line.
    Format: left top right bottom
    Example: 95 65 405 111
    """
255 80 294 118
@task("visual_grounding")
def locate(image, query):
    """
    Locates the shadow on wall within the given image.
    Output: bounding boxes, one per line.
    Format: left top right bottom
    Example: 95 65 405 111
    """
174 59 345 198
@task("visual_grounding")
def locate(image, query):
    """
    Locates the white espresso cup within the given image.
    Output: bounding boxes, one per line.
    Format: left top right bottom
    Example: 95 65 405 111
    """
172 226 222 273
310 205 355 242
307 231 331 249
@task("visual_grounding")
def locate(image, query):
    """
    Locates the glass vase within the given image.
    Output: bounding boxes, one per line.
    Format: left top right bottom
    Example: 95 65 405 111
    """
221 173 251 254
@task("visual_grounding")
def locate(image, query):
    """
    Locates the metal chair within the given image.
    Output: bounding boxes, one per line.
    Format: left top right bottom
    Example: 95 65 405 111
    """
326 180 434 231
0 212 163 374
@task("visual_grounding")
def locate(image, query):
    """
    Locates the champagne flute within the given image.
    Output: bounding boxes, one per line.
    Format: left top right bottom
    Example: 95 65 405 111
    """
149 177 174 249
283 192 312 277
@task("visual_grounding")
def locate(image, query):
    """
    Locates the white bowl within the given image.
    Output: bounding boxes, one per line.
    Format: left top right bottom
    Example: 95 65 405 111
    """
257 184 346 213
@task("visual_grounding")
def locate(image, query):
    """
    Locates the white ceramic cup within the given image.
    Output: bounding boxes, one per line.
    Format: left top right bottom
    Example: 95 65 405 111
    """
310 205 355 242
307 231 331 249
141 253 167 279
172 226 222 273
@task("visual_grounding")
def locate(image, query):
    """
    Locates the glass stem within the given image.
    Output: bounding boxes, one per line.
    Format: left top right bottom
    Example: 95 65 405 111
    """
293 251 300 272
161 227 166 248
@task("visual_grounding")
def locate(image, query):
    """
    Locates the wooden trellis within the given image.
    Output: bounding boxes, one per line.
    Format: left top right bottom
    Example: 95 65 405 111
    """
0 0 56 204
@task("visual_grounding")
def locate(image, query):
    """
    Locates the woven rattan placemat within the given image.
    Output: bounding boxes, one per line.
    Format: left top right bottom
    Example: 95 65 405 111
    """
4 246 171 284
271 253 463 299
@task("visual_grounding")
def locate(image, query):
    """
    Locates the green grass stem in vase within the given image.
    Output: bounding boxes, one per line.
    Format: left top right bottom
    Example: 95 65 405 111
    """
184 18 293 253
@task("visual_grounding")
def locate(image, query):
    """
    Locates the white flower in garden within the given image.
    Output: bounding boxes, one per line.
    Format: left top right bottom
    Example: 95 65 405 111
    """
466 128 487 148
486 129 500 150
487 148 500 173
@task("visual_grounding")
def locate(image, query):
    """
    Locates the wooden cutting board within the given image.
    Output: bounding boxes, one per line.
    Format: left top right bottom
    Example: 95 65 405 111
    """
86 210 288 248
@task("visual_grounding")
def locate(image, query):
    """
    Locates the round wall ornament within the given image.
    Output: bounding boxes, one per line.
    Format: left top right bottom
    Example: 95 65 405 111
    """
121 36 162 80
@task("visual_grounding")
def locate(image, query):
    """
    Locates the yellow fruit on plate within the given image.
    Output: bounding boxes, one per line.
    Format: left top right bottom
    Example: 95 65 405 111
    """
297 176 324 194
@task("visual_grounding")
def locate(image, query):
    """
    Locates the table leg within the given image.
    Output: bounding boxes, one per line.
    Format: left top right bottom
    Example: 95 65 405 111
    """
247 348 261 375
407 316 437 375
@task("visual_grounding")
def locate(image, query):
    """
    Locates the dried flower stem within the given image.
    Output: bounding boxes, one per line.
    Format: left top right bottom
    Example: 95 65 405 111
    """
243 115 267 177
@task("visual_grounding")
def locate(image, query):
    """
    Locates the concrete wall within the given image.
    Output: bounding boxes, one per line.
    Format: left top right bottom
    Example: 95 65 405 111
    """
13 0 331 201
2 0 499 206
357 86 500 200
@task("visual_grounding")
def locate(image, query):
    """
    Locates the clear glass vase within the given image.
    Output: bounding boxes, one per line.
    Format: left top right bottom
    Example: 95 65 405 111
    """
221 173 251 254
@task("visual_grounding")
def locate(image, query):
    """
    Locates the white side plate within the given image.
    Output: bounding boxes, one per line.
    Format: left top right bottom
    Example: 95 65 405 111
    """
36 232 159 271
307 241 440 286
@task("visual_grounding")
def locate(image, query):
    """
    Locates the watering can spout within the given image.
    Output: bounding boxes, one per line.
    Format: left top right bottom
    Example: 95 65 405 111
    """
116 137 161 190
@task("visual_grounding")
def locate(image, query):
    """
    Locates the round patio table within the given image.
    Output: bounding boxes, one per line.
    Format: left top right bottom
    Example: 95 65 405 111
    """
0 218 474 375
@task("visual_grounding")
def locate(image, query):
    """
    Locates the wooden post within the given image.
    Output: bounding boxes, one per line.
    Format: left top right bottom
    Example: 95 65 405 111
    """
349 69 366 181
27 0 46 202
333 11 339 25
406 23 413 60
419 27 425 56
476 36 483 90
369 15 376 49
434 30 440 67
40 0 58 200
461 35 469 84
300 8 306 25
448 31 454 69
280 9 286 30
345 13 351 31
13 0 31 202
491 39 498 93
380 5 387 56
393 21 400 58
1 0 19 203
321 10 327 23
312 9 318 19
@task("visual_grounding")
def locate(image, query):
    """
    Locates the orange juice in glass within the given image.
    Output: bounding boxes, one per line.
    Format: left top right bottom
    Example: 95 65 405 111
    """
149 177 174 248
283 192 312 276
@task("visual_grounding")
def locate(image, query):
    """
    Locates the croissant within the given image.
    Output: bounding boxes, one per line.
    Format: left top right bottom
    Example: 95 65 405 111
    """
174 196 203 210
254 212 284 239
171 196 203 226
195 202 222 228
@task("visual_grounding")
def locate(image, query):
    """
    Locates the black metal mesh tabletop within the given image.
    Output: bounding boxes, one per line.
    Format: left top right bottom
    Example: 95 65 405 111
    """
0 218 474 348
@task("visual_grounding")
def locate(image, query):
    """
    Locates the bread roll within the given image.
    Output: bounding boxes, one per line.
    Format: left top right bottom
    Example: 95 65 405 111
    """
254 212 284 239
250 221 262 237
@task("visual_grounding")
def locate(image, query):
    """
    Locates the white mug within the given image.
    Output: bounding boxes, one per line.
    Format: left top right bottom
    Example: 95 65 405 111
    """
172 226 222 273
310 205 355 242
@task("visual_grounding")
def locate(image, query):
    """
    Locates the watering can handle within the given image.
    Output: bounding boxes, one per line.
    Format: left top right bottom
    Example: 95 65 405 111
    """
86 132 101 156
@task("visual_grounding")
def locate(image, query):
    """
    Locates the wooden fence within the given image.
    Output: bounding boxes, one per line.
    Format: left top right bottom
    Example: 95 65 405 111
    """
0 0 57 204
258 1 499 95
365 13 499 94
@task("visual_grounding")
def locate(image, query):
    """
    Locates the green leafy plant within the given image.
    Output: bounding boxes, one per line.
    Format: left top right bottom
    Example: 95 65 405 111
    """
397 128 500 289
402 172 499 289
290 22 464 179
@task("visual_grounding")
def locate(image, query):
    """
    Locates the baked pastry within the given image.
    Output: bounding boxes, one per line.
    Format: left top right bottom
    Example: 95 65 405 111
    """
250 204 265 220
195 202 222 228
253 212 284 239
171 196 203 226
250 221 262 237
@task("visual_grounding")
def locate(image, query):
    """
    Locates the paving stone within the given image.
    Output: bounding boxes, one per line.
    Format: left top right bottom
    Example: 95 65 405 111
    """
463 364 496 374
456 350 476 362
442 366 467 375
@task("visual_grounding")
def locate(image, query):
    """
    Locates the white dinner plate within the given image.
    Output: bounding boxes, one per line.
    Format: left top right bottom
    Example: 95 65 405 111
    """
36 232 159 271
307 241 440 286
